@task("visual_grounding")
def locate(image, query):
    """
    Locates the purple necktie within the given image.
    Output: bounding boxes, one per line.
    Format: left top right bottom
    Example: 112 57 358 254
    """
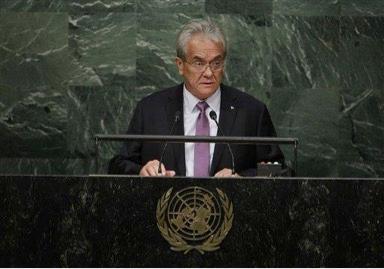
194 101 210 177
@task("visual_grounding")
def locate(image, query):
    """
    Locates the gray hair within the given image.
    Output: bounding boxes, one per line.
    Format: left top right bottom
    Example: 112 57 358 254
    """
176 18 227 60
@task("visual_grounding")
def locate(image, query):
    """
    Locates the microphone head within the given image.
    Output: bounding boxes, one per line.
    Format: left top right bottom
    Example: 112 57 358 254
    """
174 110 181 122
209 110 217 120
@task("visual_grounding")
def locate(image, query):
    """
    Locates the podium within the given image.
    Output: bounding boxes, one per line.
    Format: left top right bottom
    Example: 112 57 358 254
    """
1 175 383 267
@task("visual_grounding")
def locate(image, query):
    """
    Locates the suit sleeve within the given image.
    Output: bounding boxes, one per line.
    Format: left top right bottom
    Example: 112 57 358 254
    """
256 104 285 163
238 104 285 177
108 102 144 174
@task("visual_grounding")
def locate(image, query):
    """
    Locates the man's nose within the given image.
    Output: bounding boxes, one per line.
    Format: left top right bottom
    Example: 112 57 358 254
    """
202 65 213 77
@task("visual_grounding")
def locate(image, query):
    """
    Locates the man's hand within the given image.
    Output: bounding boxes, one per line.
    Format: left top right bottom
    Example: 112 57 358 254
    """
214 168 240 177
139 160 176 177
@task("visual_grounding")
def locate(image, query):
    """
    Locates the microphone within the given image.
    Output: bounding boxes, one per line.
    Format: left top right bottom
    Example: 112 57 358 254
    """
158 111 181 173
209 110 236 175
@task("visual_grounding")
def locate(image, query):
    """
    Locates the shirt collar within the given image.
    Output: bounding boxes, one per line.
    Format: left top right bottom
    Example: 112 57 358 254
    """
183 84 221 114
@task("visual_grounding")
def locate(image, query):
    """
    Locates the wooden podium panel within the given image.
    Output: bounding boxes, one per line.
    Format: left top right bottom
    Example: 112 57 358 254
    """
0 175 383 267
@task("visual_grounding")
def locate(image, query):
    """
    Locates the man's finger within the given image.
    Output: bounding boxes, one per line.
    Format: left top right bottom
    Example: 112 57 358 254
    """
214 168 233 177
160 163 167 175
165 170 176 177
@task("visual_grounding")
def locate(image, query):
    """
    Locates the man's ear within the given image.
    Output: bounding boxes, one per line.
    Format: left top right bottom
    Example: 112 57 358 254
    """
175 57 184 76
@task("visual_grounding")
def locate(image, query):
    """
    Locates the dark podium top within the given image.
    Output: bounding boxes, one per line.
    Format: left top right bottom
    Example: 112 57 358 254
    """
1 175 383 267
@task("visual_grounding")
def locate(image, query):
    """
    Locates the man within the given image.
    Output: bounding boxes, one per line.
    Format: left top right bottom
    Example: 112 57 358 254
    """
108 18 284 177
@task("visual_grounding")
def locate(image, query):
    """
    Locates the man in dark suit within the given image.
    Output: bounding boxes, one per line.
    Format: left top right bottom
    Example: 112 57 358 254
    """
108 18 284 177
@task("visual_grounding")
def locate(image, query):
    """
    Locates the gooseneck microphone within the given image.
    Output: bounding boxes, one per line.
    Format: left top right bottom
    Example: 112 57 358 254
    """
209 110 236 175
158 111 181 173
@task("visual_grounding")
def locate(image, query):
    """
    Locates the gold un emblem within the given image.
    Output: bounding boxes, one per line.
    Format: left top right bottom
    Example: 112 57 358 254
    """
156 186 234 254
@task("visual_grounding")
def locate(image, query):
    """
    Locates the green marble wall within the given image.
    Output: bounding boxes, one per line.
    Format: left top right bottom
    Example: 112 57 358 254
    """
0 0 383 177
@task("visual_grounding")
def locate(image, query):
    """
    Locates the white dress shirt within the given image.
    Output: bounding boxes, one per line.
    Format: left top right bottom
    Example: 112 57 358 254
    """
183 85 221 177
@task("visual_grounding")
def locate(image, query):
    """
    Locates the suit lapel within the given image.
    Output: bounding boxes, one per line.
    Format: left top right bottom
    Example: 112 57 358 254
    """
166 84 186 176
210 85 238 175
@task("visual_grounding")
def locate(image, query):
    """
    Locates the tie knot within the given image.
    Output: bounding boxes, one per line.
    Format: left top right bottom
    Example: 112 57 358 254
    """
196 101 209 112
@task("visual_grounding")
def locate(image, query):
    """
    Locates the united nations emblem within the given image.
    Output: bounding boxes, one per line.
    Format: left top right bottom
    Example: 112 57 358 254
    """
156 186 234 254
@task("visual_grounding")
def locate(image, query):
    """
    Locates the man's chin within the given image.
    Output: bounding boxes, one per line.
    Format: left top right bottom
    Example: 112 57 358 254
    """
197 85 218 98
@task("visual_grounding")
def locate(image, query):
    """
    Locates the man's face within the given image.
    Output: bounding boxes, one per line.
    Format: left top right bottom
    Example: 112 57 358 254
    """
175 33 225 100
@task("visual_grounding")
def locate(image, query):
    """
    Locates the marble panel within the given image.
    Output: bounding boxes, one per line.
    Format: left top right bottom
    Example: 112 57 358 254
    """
338 16 384 177
216 14 272 103
271 16 340 91
68 12 136 87
0 0 66 12
269 16 341 176
68 0 136 13
136 13 187 91
0 12 70 158
341 0 384 16
273 0 340 16
67 86 139 170
137 0 204 14
271 87 340 177
206 0 272 16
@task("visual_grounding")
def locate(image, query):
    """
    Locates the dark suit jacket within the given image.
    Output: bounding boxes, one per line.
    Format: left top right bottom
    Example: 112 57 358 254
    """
108 84 284 176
